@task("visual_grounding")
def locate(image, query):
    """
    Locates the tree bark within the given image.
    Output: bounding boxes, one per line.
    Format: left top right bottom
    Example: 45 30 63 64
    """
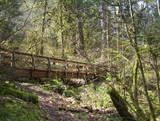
40 0 47 55
132 59 139 105
127 0 157 120
78 20 85 51
108 88 136 121
148 46 160 103
60 3 65 58
157 0 160 16
100 0 108 59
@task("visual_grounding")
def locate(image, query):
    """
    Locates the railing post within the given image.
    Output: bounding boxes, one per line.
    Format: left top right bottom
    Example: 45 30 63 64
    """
64 60 67 78
48 58 51 70
11 52 15 68
77 63 80 78
31 55 35 70
47 57 51 78
93 65 96 78
71 64 74 78
0 52 2 65
31 55 35 78
85 66 87 78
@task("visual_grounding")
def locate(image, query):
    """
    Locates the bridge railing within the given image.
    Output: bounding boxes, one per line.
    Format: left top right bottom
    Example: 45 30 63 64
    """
0 47 117 79
0 48 98 77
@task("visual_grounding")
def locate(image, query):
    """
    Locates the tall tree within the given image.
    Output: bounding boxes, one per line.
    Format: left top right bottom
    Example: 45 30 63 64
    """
126 0 157 120
157 0 160 16
0 0 22 46
40 0 48 55
100 0 108 59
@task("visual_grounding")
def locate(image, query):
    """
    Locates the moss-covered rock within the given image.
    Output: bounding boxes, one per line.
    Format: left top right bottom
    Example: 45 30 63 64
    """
0 82 38 104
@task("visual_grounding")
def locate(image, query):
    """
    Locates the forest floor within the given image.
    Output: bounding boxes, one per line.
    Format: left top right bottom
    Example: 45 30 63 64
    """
0 93 47 121
18 82 120 121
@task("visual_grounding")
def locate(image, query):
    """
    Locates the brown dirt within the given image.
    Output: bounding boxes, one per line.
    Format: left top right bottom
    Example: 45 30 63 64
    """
18 83 81 121
17 83 118 121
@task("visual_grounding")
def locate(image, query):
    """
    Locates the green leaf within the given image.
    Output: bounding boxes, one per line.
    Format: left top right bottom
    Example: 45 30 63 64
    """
144 0 155 2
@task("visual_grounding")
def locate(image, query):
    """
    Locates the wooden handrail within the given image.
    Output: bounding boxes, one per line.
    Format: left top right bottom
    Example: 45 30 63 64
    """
0 47 91 65
0 47 117 79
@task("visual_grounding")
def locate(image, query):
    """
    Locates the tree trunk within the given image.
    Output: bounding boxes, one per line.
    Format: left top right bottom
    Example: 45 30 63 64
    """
136 50 156 121
108 88 136 121
127 0 157 120
131 59 148 121
40 0 47 55
60 3 65 58
149 49 160 103
132 59 139 105
100 0 108 59
78 20 85 51
157 0 160 16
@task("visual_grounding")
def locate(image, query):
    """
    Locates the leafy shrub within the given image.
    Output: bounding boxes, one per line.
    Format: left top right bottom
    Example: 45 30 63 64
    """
50 79 63 86
43 79 65 94
64 89 76 97
64 88 81 100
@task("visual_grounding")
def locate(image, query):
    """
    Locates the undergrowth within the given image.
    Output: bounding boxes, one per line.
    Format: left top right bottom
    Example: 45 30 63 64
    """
0 81 47 121
0 97 47 121
42 78 81 99
0 81 38 104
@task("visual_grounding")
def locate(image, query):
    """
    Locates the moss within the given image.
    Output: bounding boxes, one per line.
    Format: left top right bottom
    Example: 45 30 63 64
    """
108 88 136 121
0 82 38 104
0 97 47 121
75 112 89 121
106 115 123 121
50 79 63 86
64 89 76 97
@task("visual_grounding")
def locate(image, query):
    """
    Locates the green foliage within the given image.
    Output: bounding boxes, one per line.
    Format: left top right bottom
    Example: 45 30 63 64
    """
42 79 81 99
43 79 66 94
106 74 113 81
0 82 38 104
75 112 89 121
18 78 38 83
63 89 76 97
0 66 14 80
0 0 23 44
63 87 81 99
106 115 123 121
0 97 46 121
0 0 160 120
144 0 156 2
50 79 63 86
79 83 111 109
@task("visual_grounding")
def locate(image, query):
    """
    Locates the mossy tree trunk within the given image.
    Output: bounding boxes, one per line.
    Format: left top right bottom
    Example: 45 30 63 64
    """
108 88 136 121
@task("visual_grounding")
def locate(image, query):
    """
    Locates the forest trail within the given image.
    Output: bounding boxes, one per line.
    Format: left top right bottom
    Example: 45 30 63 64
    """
18 83 118 121
18 83 81 121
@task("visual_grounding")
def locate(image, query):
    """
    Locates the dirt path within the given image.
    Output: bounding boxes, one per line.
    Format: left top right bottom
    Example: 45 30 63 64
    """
18 83 81 121
18 83 119 121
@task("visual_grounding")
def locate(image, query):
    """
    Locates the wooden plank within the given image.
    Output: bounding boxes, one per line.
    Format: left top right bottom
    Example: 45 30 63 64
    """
13 68 95 79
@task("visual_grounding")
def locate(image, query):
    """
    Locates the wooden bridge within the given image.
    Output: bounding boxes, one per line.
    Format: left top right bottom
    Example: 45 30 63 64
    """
0 48 115 79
